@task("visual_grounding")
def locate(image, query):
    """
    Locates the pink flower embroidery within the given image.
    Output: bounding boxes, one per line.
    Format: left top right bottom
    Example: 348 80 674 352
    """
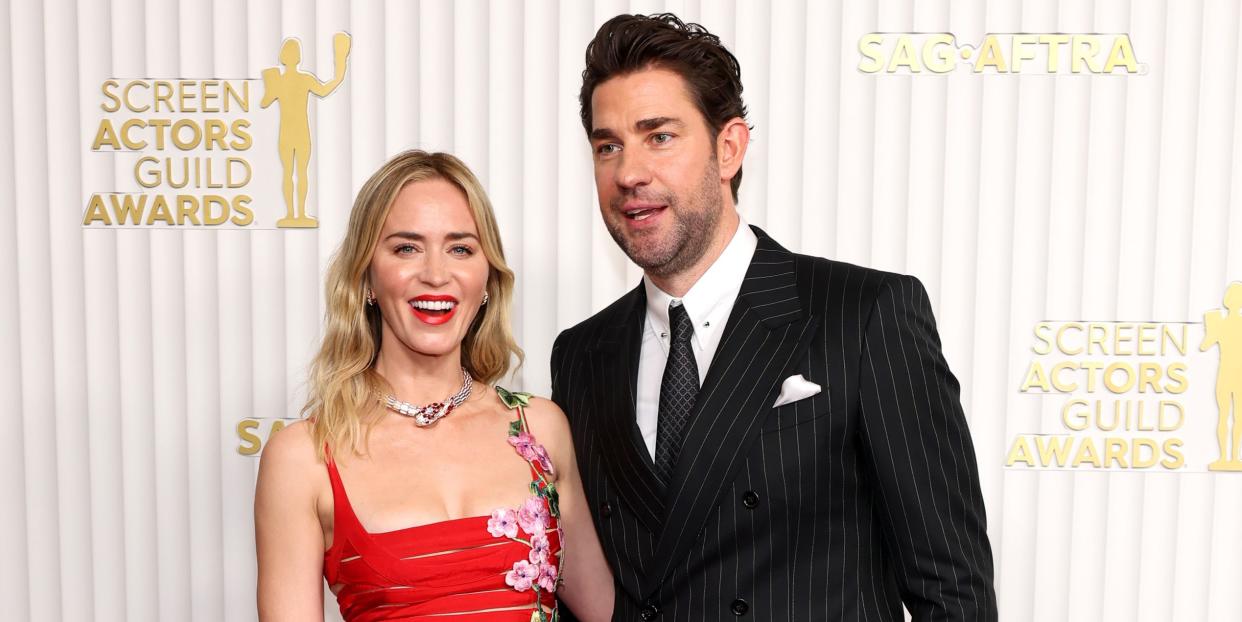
518 496 550 535
508 431 555 475
487 508 519 539
505 559 540 592
528 532 551 564
537 561 559 593
508 431 537 459
531 443 555 475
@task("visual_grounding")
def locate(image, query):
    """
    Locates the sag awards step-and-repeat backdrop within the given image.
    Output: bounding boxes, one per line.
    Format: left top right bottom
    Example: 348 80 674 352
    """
3 0 1240 620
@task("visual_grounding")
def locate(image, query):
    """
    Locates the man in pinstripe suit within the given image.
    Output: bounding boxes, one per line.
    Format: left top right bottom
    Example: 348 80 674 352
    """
552 14 996 621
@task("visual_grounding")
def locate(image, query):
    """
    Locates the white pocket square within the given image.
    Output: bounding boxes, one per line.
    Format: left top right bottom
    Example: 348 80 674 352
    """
773 374 821 408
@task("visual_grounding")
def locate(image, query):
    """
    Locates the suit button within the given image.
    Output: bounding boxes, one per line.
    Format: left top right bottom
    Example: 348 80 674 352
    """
730 598 749 615
600 501 613 518
640 603 659 620
741 490 760 509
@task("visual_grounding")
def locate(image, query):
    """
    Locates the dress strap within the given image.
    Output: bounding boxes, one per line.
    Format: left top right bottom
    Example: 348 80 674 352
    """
323 444 364 532
496 386 556 484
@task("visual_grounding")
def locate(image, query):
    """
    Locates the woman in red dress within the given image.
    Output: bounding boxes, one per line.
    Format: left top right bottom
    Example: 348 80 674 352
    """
255 150 614 621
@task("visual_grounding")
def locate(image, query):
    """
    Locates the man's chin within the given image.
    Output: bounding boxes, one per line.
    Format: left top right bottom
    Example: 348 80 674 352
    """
622 243 678 273
638 252 701 279
608 224 692 275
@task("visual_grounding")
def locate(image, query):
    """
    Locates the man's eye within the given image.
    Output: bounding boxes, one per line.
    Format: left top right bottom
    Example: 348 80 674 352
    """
596 143 620 155
652 133 673 144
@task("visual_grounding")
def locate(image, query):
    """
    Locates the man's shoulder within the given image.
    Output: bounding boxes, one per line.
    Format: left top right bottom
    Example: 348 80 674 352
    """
749 227 906 302
749 233 936 328
782 249 915 306
553 284 641 349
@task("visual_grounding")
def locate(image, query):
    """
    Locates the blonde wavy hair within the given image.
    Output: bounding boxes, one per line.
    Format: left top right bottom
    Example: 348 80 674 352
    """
305 150 522 457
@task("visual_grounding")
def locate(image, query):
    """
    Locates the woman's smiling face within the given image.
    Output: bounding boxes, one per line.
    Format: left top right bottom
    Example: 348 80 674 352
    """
369 177 490 360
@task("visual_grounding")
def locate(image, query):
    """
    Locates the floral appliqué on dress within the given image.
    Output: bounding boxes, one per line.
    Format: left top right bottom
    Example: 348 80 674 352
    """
488 387 564 622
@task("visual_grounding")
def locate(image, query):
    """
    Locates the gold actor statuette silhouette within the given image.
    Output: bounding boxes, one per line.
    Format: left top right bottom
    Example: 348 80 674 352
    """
260 33 351 228
1201 281 1242 471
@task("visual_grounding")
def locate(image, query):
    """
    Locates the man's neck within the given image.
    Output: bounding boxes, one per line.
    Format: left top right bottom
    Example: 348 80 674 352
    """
647 208 741 298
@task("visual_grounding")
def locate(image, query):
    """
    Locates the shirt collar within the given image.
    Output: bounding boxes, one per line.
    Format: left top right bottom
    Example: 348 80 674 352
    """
644 215 758 345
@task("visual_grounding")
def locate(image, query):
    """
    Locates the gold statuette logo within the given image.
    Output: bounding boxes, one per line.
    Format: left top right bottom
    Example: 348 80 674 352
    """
261 33 351 228
1201 282 1242 471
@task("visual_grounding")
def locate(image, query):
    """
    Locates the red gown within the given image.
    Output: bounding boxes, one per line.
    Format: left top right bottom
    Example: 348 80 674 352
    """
322 398 563 621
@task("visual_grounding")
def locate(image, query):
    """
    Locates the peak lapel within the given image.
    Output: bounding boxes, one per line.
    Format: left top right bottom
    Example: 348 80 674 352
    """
588 284 665 533
645 229 820 594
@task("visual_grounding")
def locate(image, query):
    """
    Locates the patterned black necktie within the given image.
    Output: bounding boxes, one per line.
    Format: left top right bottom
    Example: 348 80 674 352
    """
655 301 700 487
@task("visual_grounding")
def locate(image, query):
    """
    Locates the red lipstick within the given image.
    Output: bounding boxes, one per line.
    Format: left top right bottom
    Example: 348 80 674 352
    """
409 294 459 325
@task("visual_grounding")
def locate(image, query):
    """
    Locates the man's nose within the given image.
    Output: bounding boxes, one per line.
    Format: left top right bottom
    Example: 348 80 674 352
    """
615 149 653 190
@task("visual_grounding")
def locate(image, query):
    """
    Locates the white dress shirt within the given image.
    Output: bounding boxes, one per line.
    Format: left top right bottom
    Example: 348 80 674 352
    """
636 216 758 458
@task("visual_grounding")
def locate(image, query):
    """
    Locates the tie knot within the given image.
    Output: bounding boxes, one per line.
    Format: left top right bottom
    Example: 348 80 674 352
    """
668 302 694 344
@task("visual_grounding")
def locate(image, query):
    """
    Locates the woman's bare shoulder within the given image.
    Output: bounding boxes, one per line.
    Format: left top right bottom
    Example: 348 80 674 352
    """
261 420 319 463
497 390 574 478
257 420 325 491
517 394 569 435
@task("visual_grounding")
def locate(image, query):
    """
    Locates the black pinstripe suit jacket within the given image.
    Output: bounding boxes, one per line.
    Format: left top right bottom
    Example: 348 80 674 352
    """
552 227 996 621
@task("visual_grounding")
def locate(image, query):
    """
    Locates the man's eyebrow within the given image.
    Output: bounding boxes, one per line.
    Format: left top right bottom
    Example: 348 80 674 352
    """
382 231 479 242
590 127 618 142
635 116 682 132
590 117 684 141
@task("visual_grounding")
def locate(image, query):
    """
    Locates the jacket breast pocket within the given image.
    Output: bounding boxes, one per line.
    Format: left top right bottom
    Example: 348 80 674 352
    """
759 387 831 434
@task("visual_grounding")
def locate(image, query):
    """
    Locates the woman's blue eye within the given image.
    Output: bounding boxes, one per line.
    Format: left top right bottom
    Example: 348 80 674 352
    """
450 245 474 256
395 244 416 254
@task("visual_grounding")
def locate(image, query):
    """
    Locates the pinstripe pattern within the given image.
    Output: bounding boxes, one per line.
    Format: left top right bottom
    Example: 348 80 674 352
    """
552 228 996 621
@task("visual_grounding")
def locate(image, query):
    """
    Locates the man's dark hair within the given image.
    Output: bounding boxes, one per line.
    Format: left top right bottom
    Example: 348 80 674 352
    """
580 13 750 203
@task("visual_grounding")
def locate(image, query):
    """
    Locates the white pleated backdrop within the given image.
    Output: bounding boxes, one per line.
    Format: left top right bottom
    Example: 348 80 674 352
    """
3 0 1241 620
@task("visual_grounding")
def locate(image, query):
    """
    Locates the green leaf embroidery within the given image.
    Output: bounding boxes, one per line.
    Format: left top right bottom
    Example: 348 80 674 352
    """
509 419 523 437
544 482 561 517
496 386 534 409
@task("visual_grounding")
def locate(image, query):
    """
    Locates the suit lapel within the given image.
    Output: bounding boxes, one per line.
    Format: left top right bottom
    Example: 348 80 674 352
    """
588 284 666 533
646 229 820 594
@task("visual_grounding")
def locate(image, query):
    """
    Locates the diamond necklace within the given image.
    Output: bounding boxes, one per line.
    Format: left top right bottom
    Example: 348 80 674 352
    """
381 368 473 427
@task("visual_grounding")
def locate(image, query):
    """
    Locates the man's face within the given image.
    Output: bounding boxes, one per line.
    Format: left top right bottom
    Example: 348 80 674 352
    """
589 67 724 278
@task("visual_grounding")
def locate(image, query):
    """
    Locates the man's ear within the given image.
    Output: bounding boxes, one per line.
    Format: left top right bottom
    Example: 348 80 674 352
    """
716 117 749 184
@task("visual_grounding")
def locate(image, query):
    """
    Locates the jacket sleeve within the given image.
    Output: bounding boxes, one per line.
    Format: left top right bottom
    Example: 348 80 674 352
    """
856 273 998 621
550 329 587 622
550 330 567 413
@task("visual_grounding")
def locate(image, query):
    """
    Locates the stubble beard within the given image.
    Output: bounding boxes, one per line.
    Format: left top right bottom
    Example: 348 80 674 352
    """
604 159 723 279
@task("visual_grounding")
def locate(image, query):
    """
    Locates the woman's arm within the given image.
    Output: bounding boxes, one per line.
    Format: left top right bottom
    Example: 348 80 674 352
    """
524 399 615 622
255 421 329 621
